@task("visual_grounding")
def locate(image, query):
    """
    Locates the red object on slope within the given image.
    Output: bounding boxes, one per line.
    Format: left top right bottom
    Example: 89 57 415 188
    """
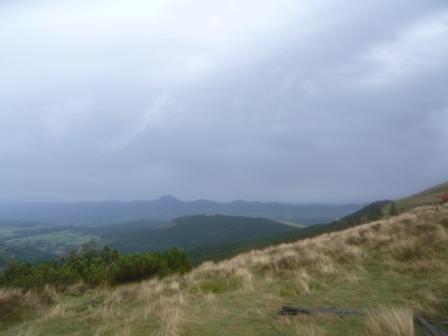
442 193 448 203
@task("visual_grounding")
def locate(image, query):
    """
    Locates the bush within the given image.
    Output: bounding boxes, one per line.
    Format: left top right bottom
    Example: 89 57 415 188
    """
0 246 191 290
110 253 165 284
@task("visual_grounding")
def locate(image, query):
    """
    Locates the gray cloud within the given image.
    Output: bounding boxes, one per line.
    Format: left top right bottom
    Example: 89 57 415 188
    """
0 0 447 203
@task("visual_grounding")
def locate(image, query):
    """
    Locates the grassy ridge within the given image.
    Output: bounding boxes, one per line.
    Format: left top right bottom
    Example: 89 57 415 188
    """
1 204 447 335
395 181 448 210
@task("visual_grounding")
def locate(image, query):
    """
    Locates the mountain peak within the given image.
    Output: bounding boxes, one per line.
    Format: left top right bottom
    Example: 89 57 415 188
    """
156 195 180 203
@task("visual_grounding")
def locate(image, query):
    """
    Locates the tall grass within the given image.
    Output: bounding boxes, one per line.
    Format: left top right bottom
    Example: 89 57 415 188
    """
365 306 414 336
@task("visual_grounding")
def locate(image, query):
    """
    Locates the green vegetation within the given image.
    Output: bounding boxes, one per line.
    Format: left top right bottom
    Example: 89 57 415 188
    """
0 224 103 266
1 182 447 335
0 204 447 335
0 243 53 269
6 230 101 257
0 245 191 289
1 180 445 270
194 277 243 294
1 181 444 269
0 226 29 241
0 215 299 267
99 214 298 257
184 200 392 264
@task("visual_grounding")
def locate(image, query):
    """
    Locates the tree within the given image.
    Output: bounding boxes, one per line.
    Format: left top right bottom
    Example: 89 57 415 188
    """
389 202 398 216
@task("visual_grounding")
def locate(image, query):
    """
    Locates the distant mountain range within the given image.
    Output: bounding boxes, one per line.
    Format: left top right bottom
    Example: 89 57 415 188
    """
0 196 362 226
0 181 446 267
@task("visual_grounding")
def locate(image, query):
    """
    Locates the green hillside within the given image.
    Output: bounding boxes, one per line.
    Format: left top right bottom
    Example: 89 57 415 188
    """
103 215 298 255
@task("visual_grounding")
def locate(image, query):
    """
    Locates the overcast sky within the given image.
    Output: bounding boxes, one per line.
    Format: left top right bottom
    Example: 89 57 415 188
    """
0 0 447 203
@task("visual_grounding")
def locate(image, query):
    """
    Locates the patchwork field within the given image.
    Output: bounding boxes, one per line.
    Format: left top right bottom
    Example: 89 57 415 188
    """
5 231 101 256
0 226 101 258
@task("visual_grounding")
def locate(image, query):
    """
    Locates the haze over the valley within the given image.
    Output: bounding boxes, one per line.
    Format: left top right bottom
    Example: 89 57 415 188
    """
1 0 447 203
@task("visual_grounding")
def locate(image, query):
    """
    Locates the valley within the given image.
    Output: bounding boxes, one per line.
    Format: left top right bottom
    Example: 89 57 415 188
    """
0 199 361 267
0 182 447 335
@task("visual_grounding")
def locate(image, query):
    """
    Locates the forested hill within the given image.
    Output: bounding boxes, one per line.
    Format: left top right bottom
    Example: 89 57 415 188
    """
101 214 298 255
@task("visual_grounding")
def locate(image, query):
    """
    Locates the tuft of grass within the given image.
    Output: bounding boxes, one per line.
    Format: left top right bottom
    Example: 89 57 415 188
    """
0 289 40 326
150 293 185 336
195 277 243 294
295 321 326 336
0 289 28 321
365 306 414 336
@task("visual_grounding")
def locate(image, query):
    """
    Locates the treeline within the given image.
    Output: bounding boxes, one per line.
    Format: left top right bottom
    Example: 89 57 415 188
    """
0 244 191 289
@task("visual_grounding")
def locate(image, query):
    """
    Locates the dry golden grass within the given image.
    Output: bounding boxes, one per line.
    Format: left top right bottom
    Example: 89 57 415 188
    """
295 322 326 336
16 325 40 336
220 204 448 274
39 302 73 322
0 288 41 320
365 306 415 336
149 293 185 336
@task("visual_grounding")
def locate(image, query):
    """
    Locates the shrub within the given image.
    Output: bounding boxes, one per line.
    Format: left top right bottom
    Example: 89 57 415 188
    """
0 289 28 321
0 246 191 290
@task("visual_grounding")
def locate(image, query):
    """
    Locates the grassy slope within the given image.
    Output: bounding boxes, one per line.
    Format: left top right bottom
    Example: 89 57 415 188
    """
395 181 448 210
2 204 447 335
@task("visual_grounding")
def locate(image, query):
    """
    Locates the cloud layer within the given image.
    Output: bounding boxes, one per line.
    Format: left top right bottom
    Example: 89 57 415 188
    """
1 0 447 202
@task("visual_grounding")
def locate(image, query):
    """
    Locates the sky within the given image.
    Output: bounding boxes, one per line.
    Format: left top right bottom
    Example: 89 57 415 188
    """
0 0 447 203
